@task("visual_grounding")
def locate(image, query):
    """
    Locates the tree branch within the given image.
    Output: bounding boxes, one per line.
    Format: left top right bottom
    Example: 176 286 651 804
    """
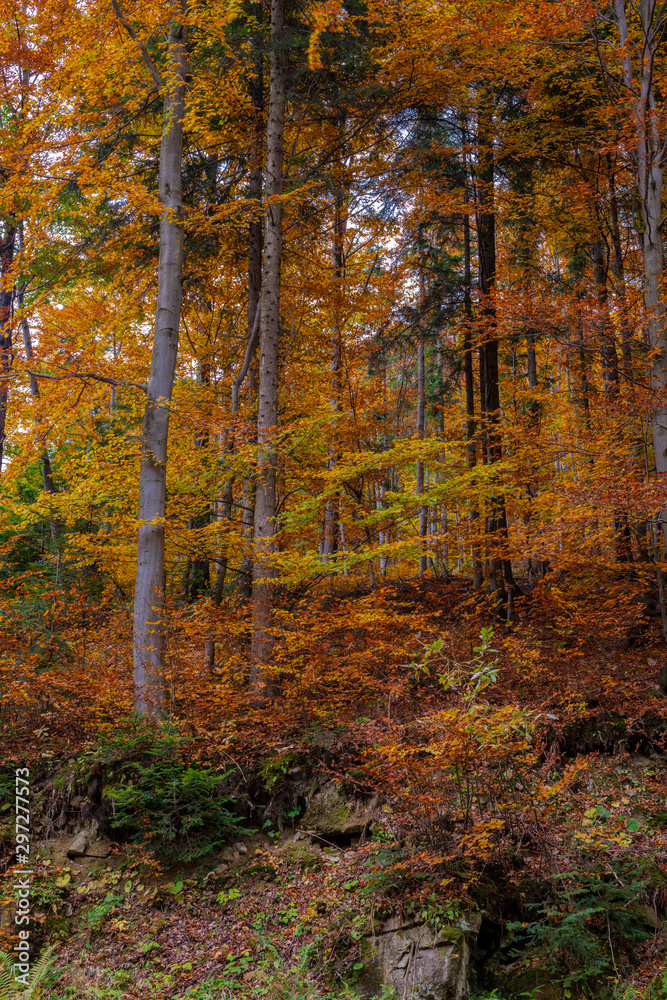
110 0 164 90
231 300 261 413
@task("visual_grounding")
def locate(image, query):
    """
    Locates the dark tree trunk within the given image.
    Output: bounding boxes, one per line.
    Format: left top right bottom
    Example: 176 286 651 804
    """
591 238 619 396
477 101 521 611
463 199 483 591
323 142 347 560
17 267 56 495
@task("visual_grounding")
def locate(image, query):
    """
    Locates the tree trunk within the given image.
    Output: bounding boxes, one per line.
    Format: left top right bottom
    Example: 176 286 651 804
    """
476 102 511 609
132 16 188 717
205 301 262 670
250 0 285 690
463 187 483 591
323 148 347 560
615 0 667 550
606 154 632 379
433 330 447 574
237 45 265 603
591 238 620 396
415 226 429 578
16 233 57 496
248 19 264 347
0 227 15 474
210 27 264 631
590 235 632 561
526 328 539 421
416 324 427 577
183 363 211 602
322 330 342 558
19 310 56 495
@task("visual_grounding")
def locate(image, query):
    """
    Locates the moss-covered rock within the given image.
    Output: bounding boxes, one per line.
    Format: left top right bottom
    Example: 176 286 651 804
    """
301 781 377 839
496 965 563 999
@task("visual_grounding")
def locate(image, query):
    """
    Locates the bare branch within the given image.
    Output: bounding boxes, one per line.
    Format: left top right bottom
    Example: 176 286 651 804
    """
231 300 261 412
26 367 147 392
110 0 164 90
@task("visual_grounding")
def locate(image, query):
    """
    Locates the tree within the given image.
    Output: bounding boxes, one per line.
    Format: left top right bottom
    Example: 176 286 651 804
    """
612 1 667 549
112 0 189 717
250 0 287 690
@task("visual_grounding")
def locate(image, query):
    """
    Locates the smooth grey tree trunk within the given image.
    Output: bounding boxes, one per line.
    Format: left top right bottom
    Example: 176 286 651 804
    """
606 154 633 379
0 226 15 474
250 0 286 691
131 16 188 717
615 0 667 544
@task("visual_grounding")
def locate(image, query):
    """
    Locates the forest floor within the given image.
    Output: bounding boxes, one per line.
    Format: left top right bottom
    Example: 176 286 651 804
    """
1 576 667 999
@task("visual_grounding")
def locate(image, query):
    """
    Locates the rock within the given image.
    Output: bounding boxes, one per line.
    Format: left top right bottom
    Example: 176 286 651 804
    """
300 781 377 839
233 842 248 854
215 863 229 874
220 847 235 862
360 913 481 1000
65 820 108 859
84 839 111 859
70 795 84 809
67 831 90 858
496 965 562 1000
636 902 664 929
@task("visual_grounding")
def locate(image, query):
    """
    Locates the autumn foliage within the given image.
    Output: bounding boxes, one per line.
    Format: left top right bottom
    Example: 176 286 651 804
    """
0 0 667 995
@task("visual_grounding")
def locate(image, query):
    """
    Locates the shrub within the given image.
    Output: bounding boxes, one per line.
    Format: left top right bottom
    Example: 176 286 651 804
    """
508 860 654 988
100 732 245 863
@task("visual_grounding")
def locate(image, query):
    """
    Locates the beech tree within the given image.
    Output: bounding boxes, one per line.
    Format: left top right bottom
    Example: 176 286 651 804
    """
613 1 667 547
250 0 286 689
4 0 667 728
112 0 189 716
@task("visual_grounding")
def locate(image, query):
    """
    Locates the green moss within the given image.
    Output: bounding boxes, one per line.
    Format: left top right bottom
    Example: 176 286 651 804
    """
260 756 294 789
435 924 464 944
301 795 348 832
499 966 563 999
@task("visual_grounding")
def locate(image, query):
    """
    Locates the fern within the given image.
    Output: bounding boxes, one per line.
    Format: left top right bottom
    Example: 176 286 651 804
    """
0 946 55 998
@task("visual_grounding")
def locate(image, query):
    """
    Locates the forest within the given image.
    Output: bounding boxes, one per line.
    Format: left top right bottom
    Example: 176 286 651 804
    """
1 0 667 997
